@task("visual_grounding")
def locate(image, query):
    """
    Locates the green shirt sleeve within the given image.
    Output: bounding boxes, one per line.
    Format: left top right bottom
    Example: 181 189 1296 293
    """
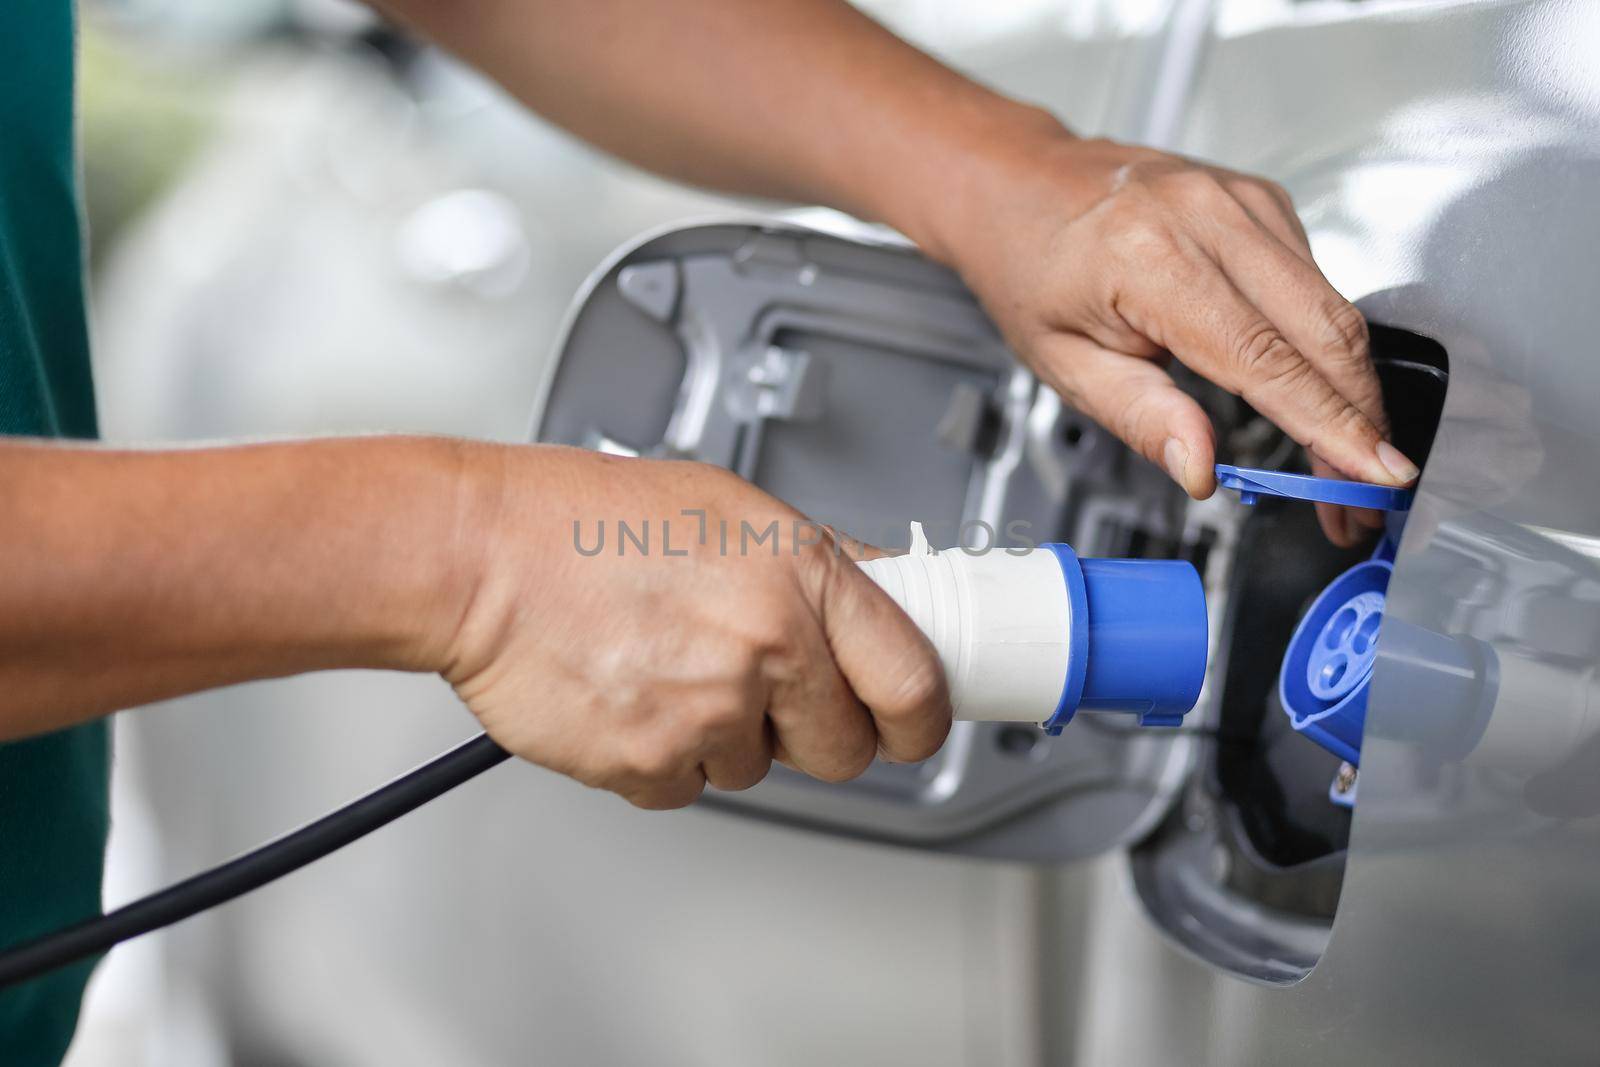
0 1 113 1063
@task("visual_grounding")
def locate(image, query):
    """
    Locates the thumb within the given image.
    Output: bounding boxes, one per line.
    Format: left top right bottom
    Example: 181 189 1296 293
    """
1032 334 1217 498
814 554 952 763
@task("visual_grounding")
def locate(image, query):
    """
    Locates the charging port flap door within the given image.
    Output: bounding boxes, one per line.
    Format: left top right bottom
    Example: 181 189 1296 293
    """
532 220 1216 861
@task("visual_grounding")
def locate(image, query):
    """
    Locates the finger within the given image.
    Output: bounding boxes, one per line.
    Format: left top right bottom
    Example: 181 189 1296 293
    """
819 523 885 562
1032 332 1217 498
1349 505 1386 530
765 606 882 782
1310 456 1383 546
700 716 774 792
1222 174 1313 262
596 714 713 809
1313 499 1354 547
621 767 707 811
771 732 796 769
811 557 951 764
1204 206 1389 438
1128 254 1411 487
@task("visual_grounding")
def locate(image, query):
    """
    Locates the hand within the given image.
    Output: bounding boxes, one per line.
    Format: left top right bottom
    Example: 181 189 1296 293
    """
916 128 1419 546
440 446 950 809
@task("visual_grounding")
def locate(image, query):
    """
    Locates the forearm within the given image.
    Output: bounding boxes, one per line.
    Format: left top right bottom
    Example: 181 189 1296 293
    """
0 435 491 738
372 0 1063 261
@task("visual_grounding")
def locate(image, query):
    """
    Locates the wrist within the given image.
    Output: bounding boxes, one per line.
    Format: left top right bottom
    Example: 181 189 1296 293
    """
381 436 507 678
878 100 1078 265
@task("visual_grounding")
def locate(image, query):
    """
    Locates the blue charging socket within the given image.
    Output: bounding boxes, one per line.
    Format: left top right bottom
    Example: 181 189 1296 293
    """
1215 464 1414 771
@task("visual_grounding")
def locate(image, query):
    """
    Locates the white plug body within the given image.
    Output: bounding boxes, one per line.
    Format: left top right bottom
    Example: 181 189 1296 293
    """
856 523 1071 724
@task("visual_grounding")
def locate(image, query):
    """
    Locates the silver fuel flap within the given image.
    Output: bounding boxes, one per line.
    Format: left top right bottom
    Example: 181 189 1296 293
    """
531 218 1223 861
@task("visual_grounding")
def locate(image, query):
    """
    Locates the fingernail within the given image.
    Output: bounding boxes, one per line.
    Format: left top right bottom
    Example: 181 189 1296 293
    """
1163 438 1190 490
1377 440 1419 484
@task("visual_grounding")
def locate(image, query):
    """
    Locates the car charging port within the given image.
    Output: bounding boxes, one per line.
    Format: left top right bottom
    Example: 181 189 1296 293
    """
1128 323 1449 982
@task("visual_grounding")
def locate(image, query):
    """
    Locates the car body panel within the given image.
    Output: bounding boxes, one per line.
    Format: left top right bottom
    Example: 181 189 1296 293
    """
1047 1 1600 1061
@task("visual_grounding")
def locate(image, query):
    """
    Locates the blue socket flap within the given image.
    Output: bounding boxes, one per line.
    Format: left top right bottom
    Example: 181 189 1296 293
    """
1215 464 1413 511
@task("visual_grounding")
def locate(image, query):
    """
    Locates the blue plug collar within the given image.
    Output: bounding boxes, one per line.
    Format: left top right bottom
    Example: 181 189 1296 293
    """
1040 545 1207 736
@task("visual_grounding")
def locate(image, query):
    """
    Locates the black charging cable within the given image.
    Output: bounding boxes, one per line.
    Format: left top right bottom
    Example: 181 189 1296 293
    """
0 732 509 990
